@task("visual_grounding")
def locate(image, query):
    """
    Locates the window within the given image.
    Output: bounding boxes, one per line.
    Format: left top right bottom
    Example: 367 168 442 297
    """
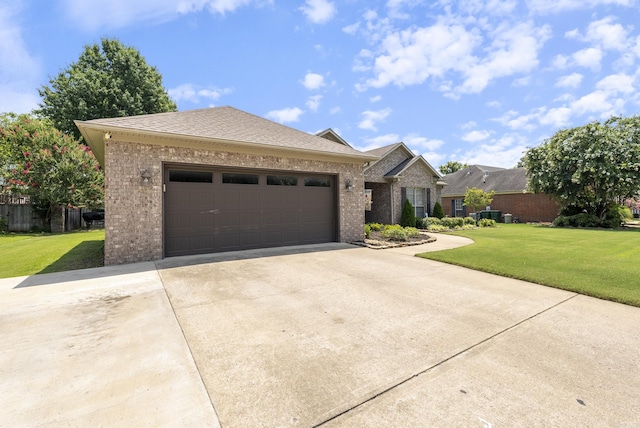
169 170 212 183
406 187 425 218
222 173 259 184
454 199 465 217
267 175 298 186
304 177 331 187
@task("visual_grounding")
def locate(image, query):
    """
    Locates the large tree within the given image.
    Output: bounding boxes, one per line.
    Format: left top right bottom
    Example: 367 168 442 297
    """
439 160 468 175
0 114 104 229
38 38 176 140
522 116 640 221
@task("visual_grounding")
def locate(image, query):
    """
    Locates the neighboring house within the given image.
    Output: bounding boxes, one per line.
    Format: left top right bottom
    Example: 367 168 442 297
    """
363 142 445 224
76 106 377 265
441 165 560 222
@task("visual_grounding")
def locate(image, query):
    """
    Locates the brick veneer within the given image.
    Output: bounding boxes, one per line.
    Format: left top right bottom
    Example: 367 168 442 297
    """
442 193 560 222
104 140 365 265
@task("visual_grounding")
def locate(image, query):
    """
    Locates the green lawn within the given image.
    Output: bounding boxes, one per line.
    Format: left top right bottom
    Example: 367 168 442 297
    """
0 230 104 278
419 224 640 307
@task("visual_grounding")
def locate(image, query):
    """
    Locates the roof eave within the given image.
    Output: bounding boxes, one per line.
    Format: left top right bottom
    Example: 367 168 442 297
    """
75 121 379 167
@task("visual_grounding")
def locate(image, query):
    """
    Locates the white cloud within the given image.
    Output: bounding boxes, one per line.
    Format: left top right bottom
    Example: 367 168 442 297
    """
358 108 392 131
403 133 444 151
460 135 528 168
266 107 304 123
329 106 341 114
462 129 492 142
168 83 232 104
369 95 382 103
342 22 360 35
299 0 336 24
555 73 583 88
358 17 550 97
584 16 630 51
527 0 634 14
0 2 42 114
596 73 635 94
305 95 322 112
61 0 261 30
457 22 551 95
361 19 480 89
572 47 603 70
301 72 325 90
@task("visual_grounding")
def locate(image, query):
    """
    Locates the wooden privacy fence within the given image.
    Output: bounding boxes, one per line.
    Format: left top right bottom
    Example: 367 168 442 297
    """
0 194 87 232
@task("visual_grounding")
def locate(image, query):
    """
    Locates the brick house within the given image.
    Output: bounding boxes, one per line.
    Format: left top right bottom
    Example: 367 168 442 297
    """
363 142 445 224
441 165 560 222
76 106 377 265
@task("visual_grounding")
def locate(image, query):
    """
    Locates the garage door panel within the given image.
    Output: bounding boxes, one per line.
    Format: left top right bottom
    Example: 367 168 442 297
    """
165 167 336 257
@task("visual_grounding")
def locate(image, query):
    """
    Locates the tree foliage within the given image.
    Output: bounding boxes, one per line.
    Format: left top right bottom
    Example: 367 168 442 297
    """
400 198 416 227
463 187 495 223
522 116 640 221
432 201 444 219
0 114 104 229
439 160 468 175
38 38 177 140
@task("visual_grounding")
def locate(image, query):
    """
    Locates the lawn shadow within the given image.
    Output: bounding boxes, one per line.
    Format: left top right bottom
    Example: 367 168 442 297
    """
37 240 105 276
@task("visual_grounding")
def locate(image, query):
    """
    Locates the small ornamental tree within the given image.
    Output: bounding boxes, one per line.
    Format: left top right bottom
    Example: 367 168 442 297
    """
400 198 416 227
0 114 104 229
463 187 495 224
432 201 444 219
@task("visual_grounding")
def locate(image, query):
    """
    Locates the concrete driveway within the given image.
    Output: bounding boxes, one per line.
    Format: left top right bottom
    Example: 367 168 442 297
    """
2 235 639 427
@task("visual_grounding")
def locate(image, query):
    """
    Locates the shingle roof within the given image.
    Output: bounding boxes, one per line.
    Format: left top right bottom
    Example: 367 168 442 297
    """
365 143 404 158
441 165 528 196
76 106 377 165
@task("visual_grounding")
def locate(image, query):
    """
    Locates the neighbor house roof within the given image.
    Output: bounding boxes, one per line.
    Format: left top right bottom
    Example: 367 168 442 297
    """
442 165 528 196
75 106 377 166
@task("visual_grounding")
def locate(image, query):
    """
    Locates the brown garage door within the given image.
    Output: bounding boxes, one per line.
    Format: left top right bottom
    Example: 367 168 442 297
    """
164 166 337 257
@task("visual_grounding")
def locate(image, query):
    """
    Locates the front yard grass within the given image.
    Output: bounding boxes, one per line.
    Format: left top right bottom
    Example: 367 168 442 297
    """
0 230 104 278
418 224 640 307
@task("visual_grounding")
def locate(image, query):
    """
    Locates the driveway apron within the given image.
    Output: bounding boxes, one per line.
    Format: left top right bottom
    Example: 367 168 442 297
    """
155 240 640 427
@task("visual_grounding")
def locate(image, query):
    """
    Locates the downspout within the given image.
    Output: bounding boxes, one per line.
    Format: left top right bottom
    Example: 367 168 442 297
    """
390 180 394 224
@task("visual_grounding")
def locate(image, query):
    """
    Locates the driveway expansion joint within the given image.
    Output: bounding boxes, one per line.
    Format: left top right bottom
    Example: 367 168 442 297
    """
313 292 579 427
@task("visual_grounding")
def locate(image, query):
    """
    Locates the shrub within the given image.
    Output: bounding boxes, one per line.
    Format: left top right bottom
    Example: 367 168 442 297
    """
415 217 428 229
427 224 450 232
463 216 476 225
574 213 600 228
601 205 625 228
381 224 407 241
400 199 416 227
432 202 444 219
427 217 442 226
441 217 464 229
368 222 384 231
552 216 569 227
404 227 420 238
478 218 497 227
364 224 371 238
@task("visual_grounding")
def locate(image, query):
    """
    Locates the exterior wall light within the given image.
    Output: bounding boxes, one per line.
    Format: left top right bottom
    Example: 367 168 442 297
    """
345 179 354 192
140 169 152 185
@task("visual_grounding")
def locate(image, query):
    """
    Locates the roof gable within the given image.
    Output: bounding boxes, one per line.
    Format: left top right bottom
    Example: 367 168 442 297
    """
364 142 442 180
75 106 377 166
315 128 352 147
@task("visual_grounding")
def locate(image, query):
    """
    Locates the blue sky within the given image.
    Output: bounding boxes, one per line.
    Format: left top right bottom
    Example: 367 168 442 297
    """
2 0 640 169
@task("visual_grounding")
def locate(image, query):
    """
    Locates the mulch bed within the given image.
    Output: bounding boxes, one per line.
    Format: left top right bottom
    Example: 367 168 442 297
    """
353 230 437 249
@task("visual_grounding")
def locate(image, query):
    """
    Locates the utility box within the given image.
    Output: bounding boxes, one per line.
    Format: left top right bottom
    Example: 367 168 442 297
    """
479 210 502 222
504 213 512 224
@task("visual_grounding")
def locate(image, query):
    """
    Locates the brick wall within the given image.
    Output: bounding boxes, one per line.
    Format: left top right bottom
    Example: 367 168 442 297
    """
442 193 560 222
364 149 409 182
104 140 365 265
